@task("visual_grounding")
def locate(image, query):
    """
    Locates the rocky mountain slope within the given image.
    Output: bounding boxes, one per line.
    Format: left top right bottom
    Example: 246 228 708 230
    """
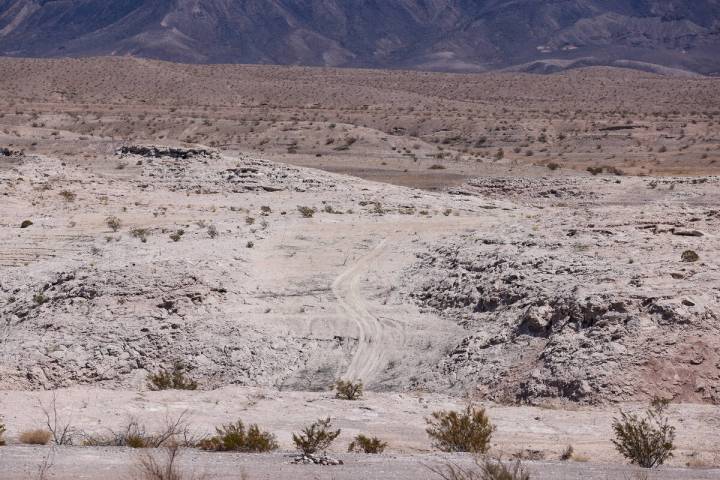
0 0 719 74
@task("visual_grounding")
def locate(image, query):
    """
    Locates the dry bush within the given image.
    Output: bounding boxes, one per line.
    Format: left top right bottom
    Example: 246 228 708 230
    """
199 420 278 452
134 444 202 480
19 429 52 445
347 434 387 454
105 216 122 232
297 206 316 218
334 379 363 400
83 413 193 448
59 190 77 202
0 418 6 446
560 445 573 461
41 391 75 445
131 228 150 243
681 250 699 263
426 405 494 453
612 403 676 468
148 363 198 391
292 418 341 455
427 458 530 480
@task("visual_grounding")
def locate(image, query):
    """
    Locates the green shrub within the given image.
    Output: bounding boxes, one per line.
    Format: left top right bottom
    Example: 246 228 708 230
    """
347 434 387 454
334 380 363 400
200 420 277 452
292 418 341 455
147 363 198 391
612 403 676 468
426 405 494 453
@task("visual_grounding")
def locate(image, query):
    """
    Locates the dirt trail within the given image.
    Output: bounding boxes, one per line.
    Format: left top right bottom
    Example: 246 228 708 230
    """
333 236 397 384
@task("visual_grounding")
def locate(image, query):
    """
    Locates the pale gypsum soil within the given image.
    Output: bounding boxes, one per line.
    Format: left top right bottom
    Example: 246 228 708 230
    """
1 150 719 402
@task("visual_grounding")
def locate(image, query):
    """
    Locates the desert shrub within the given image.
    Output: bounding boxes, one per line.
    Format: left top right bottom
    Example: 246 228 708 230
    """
105 216 122 232
428 458 529 480
334 380 363 400
681 250 699 263
546 162 560 171
199 420 278 452
59 190 77 202
297 206 316 218
587 166 603 176
169 229 184 242
292 418 341 455
33 292 48 305
0 418 6 446
426 405 494 453
207 225 218 239
20 220 33 228
19 429 52 445
429 164 446 170
560 445 574 461
612 403 676 468
347 434 387 454
131 228 149 243
134 444 200 480
147 363 197 391
83 414 192 449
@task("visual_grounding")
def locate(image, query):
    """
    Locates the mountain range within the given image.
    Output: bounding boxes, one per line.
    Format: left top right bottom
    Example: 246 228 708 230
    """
1 0 719 74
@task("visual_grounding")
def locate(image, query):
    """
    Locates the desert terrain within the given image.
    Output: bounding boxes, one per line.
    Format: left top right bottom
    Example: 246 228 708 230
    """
1 58 720 479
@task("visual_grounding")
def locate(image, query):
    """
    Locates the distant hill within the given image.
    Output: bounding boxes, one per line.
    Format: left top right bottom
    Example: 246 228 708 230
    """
1 0 719 74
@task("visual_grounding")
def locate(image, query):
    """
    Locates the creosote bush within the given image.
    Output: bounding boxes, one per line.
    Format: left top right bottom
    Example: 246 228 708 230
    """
199 420 278 452
612 402 676 468
426 405 494 453
147 363 198 391
19 429 52 445
292 418 341 455
347 434 387 454
334 379 363 400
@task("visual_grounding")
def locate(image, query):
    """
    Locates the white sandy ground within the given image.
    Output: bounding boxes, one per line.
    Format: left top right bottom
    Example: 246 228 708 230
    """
1 388 720 479
2 150 720 478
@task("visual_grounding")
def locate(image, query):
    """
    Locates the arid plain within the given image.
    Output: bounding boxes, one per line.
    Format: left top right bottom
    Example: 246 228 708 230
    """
1 58 720 479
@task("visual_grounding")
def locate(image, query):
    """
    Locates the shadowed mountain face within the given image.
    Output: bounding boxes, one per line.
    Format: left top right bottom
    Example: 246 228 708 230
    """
1 0 719 74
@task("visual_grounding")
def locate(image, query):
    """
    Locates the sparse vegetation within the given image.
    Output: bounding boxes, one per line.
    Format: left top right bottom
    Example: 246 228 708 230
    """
428 457 530 480
147 363 198 391
292 418 341 455
297 206 316 218
347 434 387 454
82 413 192 449
105 216 121 232
207 224 219 239
612 402 676 468
59 190 77 202
681 250 699 263
334 379 363 400
169 229 185 242
19 429 52 445
134 444 199 480
426 405 494 453
0 418 6 446
199 420 278 452
131 228 150 243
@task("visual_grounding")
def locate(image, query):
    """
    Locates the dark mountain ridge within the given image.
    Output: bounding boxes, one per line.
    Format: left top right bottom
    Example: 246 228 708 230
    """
1 0 719 74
